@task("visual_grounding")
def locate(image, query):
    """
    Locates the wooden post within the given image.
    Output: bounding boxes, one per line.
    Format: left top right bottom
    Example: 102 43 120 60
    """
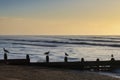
81 58 84 70
26 54 30 64
4 53 7 60
4 53 7 64
46 55 49 63
110 57 115 70
81 58 84 62
96 58 100 71
64 56 68 62
111 58 115 61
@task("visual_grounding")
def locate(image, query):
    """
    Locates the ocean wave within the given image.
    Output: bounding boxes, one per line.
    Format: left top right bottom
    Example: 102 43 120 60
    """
69 38 120 43
12 43 58 47
1 36 120 48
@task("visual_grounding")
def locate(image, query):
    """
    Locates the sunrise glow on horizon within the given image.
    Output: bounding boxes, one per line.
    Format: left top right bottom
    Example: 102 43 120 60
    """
0 0 120 35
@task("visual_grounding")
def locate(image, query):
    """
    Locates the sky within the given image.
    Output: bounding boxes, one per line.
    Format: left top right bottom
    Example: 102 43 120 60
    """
0 0 120 35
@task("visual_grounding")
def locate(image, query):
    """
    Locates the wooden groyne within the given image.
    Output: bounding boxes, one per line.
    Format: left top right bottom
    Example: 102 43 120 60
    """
2 53 30 65
30 60 120 71
0 53 120 71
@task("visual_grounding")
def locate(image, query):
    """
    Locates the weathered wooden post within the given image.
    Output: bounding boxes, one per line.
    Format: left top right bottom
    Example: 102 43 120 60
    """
4 53 7 63
3 48 9 64
64 56 68 62
46 55 49 63
81 58 84 62
81 58 84 70
111 54 115 61
111 57 115 61
64 53 68 62
44 51 50 63
26 54 30 64
110 54 115 71
96 58 100 71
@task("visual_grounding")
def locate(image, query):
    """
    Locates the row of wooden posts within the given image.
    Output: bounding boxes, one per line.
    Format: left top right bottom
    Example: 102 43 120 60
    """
3 52 115 63
3 53 69 63
3 52 119 71
3 53 30 64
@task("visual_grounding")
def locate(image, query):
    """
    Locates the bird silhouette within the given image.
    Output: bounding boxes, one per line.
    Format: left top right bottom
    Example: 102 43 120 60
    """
111 54 114 58
3 48 10 53
44 51 50 56
65 53 69 56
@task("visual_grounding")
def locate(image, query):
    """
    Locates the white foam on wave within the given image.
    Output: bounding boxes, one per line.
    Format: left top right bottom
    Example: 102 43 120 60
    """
0 36 120 61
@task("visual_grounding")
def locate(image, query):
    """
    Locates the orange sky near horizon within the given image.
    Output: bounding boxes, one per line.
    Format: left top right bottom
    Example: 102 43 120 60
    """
0 0 120 35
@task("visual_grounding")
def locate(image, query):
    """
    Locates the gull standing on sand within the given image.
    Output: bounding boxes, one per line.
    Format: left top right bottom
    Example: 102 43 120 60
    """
3 48 10 53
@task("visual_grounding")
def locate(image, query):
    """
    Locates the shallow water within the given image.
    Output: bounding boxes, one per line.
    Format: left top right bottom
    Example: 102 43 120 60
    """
0 35 120 62
1 35 120 78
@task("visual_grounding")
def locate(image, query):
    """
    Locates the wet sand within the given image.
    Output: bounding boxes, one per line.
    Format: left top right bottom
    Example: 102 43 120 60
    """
0 64 119 80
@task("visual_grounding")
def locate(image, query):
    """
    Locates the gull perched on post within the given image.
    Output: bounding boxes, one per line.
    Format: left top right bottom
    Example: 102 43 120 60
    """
65 52 69 57
111 54 114 58
44 51 50 56
3 48 10 53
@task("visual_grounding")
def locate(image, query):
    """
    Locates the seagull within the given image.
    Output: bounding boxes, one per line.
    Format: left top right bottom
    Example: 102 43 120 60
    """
65 53 69 56
3 48 10 53
44 51 50 56
111 54 114 58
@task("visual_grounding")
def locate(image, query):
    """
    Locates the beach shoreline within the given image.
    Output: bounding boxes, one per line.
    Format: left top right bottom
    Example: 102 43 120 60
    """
0 64 119 80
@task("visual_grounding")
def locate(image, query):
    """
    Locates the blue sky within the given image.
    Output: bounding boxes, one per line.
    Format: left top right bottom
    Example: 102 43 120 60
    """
0 0 85 17
0 0 119 18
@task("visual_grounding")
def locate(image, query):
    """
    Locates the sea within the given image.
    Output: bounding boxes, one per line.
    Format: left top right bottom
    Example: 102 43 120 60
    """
0 35 120 78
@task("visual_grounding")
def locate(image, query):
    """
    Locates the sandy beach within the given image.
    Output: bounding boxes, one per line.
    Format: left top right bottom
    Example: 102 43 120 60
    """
0 64 119 80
